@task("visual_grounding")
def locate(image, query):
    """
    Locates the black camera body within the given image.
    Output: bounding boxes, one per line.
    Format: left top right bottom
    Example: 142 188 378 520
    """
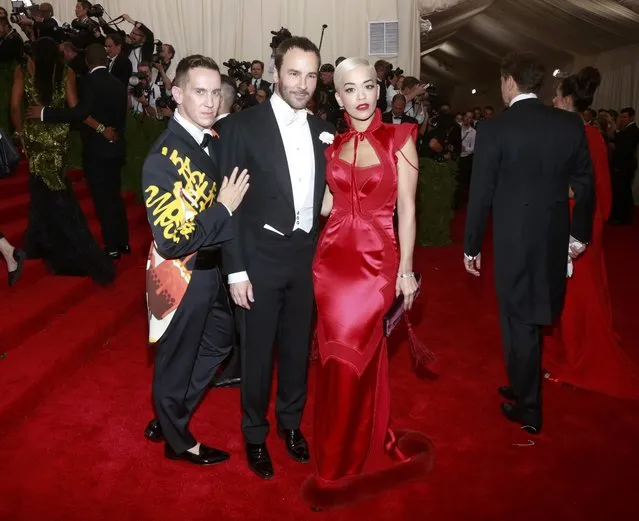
86 3 104 18
9 0 38 24
384 63 403 80
270 27 292 49
151 39 163 63
155 93 176 111
129 72 148 99
223 58 253 84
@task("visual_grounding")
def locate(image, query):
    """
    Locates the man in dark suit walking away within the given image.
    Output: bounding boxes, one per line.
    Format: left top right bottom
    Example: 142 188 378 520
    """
37 44 130 259
463 52 595 434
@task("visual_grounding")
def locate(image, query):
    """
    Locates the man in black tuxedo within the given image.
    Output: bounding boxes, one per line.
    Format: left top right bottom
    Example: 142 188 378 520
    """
141 55 249 465
105 33 132 87
35 44 130 259
463 52 594 434
220 36 334 479
250 60 271 92
382 94 418 125
609 107 638 224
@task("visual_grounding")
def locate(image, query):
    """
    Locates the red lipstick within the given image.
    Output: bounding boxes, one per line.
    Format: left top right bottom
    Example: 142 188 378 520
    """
356 103 370 111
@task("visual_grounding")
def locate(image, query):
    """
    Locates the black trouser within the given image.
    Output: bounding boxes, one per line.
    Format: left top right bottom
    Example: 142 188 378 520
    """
83 155 129 251
152 266 234 454
609 166 636 224
499 313 542 422
455 154 473 209
238 229 315 445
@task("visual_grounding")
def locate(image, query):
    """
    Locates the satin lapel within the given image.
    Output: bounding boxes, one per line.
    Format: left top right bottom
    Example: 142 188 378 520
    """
262 104 295 211
166 118 218 179
308 116 327 212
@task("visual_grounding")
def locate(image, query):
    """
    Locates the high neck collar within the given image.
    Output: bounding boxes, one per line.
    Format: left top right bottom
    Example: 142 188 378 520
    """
344 108 383 136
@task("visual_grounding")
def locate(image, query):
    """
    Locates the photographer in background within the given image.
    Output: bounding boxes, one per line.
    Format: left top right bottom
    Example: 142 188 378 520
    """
129 61 161 119
69 1 102 49
0 17 23 63
105 33 131 87
249 60 270 91
152 42 175 91
373 59 390 112
385 66 403 108
16 2 59 41
99 13 153 70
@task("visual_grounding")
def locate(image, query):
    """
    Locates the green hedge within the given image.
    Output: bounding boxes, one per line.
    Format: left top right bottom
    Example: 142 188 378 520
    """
416 158 458 246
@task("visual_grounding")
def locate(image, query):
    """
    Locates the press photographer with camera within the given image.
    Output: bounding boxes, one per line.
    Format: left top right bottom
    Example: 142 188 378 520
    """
129 61 162 119
99 13 154 70
152 41 175 91
67 1 103 49
15 2 60 42
385 65 403 107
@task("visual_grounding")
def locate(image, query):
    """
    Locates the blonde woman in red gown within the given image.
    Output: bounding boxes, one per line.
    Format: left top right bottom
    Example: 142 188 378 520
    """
548 67 639 399
301 58 434 510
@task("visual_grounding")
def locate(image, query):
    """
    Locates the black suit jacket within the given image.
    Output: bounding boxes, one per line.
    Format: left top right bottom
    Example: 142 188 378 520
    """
109 54 133 88
615 122 639 172
142 117 233 263
464 98 594 324
251 78 271 92
218 101 334 275
382 111 418 126
43 67 128 160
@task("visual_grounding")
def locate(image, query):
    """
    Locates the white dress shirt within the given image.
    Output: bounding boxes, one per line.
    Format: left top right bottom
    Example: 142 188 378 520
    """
460 125 476 158
510 92 538 106
228 92 315 285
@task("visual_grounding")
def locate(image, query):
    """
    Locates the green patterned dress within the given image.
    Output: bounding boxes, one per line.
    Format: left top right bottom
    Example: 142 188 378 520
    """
22 65 70 191
22 65 115 285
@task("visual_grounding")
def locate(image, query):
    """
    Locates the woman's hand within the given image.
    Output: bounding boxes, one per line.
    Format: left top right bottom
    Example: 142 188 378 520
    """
396 274 419 310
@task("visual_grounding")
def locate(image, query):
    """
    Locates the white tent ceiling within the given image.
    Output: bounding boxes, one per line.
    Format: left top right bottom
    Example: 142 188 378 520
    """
418 0 639 86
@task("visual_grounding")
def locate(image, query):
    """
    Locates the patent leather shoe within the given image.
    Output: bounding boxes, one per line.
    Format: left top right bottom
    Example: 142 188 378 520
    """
500 402 541 435
144 418 165 442
498 385 517 401
119 244 131 255
8 248 25 287
246 443 274 479
209 376 241 388
165 443 230 466
277 427 310 463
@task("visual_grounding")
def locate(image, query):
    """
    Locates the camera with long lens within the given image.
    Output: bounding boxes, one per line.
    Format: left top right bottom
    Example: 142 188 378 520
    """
155 92 176 111
9 0 38 24
270 27 292 49
384 63 404 80
222 58 253 83
129 72 148 98
151 39 163 64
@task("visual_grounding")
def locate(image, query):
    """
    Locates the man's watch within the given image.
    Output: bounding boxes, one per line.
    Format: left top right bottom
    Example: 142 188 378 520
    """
96 124 106 134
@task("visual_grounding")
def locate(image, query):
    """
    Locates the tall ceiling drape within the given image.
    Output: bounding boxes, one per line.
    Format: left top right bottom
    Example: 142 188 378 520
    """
21 0 421 80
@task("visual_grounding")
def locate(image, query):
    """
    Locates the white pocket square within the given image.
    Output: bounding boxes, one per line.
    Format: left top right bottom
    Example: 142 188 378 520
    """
264 224 285 236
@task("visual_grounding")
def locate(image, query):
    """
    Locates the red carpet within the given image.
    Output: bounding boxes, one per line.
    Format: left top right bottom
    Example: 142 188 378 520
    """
1 163 638 521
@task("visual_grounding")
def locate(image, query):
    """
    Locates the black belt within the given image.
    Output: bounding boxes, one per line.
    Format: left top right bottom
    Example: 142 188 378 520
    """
193 249 222 270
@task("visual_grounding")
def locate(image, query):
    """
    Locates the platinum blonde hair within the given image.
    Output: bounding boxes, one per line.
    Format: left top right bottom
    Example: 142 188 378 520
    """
334 57 377 91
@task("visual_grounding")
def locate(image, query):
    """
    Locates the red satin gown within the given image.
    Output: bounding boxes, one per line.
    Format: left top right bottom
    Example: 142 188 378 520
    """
544 124 639 399
302 111 433 510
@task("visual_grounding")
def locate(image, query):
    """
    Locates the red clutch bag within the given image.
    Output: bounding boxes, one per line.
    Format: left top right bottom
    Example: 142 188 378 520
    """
383 273 422 337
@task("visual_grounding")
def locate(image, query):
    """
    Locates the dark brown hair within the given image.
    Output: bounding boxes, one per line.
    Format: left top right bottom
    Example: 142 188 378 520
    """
173 55 220 88
500 52 545 94
559 66 601 112
273 36 320 74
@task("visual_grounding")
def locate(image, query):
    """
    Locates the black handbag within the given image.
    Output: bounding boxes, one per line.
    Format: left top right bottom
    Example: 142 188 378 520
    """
0 128 21 178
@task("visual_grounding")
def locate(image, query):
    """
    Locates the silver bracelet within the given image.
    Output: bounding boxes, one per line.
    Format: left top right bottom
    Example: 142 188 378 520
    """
397 272 415 279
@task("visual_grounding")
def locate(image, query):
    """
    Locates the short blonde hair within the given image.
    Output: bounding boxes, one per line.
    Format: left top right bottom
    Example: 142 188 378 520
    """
334 57 376 90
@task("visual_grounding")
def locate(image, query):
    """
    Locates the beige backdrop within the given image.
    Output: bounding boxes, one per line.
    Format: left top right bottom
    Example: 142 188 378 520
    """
4 0 421 81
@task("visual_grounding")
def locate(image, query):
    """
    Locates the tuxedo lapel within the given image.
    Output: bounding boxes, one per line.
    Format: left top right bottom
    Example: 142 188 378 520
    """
307 116 327 213
167 118 218 178
262 104 295 211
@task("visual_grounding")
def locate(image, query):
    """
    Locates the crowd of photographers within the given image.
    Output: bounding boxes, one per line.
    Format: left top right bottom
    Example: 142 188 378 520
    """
1 3 464 161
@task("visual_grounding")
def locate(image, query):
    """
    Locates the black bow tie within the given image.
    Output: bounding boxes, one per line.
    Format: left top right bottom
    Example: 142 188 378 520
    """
200 134 212 149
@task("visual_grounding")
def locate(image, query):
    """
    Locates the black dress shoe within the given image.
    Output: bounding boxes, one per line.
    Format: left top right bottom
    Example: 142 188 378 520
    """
209 376 241 388
500 402 541 435
119 244 131 255
165 443 230 466
498 385 517 401
246 443 274 479
277 427 310 463
105 248 121 260
8 248 26 287
144 419 165 442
